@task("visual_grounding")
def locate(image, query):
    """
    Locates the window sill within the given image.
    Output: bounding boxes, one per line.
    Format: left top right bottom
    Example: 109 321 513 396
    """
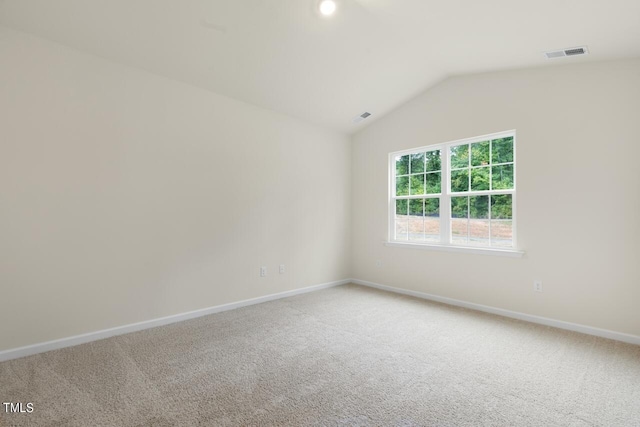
385 241 525 258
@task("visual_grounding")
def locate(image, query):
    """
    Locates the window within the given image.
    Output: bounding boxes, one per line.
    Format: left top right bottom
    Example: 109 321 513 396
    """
390 130 517 252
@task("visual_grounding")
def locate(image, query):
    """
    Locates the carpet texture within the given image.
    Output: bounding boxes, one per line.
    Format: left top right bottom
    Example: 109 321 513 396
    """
1 284 639 426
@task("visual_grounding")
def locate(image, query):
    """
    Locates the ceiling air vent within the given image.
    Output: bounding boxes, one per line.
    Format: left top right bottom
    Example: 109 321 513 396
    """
544 46 589 59
353 112 372 124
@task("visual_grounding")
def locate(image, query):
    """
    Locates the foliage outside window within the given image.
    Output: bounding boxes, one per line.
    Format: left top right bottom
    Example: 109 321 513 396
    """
390 131 516 249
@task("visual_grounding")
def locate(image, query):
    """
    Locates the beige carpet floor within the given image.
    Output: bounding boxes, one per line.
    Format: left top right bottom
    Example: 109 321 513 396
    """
1 284 639 426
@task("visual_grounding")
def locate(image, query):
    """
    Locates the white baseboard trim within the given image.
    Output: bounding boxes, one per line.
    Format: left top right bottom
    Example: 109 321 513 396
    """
0 279 350 362
350 278 640 346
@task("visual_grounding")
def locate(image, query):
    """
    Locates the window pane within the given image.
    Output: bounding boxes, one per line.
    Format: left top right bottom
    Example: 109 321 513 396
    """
409 198 424 216
491 220 512 247
491 194 512 219
470 167 490 191
492 137 514 164
395 199 408 215
425 198 440 242
396 155 409 176
425 150 441 172
395 199 408 241
490 220 512 247
410 174 425 195
451 169 469 192
426 172 441 194
491 164 514 190
469 195 489 246
451 196 468 244
395 220 408 241
491 194 512 247
410 152 425 173
451 196 468 218
469 220 490 246
450 145 469 169
396 176 409 196
408 199 424 241
425 198 439 216
470 195 489 219
471 141 490 167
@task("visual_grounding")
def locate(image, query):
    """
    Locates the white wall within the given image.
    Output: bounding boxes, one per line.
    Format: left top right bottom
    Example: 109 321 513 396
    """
352 59 640 337
0 27 351 352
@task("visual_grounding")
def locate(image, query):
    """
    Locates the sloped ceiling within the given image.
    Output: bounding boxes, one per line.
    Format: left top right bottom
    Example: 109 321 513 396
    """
1 0 639 133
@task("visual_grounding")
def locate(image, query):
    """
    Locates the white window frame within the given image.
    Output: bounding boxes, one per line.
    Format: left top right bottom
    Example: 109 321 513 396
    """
387 130 524 257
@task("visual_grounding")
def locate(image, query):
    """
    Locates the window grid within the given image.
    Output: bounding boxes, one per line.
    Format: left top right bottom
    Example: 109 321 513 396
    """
390 131 516 249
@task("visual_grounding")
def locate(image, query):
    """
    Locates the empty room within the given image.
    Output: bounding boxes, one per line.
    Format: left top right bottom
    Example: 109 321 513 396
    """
1 0 639 425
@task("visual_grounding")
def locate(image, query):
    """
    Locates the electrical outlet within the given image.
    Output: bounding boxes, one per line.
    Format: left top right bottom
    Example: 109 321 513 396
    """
533 280 543 292
279 264 285 274
260 266 267 277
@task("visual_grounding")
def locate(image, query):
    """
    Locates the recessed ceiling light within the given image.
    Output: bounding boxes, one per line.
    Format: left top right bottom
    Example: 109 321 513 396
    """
319 0 337 16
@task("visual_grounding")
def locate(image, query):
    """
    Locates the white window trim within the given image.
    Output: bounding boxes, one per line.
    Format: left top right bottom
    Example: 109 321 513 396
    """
384 241 524 257
388 130 523 256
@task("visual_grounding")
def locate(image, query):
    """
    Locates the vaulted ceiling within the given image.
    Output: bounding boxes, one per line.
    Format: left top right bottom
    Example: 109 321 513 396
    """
1 0 639 133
